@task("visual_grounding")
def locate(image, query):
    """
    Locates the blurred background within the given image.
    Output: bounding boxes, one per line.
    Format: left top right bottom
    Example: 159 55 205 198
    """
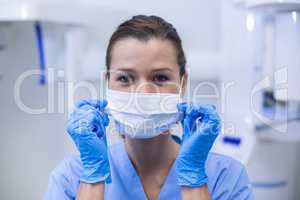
0 0 300 199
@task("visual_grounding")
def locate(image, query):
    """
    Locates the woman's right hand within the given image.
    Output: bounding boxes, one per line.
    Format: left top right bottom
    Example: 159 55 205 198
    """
67 99 111 184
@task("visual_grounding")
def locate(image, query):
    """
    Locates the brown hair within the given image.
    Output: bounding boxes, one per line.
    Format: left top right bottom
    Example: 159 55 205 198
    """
105 15 186 77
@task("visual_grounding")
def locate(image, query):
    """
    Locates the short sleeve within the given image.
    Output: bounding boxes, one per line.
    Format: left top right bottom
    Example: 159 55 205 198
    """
229 166 254 200
207 153 255 200
43 156 82 200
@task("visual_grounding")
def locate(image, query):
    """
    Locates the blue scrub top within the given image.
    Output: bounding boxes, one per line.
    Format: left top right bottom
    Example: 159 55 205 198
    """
44 142 254 200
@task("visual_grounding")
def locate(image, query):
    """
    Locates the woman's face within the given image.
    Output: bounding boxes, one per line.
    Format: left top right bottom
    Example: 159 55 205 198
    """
107 37 184 94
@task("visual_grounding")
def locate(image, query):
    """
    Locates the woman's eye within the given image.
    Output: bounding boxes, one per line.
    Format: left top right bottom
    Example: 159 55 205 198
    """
153 74 169 83
117 75 133 84
119 76 128 82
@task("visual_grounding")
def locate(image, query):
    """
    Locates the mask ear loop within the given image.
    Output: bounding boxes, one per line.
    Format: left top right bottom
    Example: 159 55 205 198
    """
102 71 111 115
101 69 109 100
176 76 185 140
178 76 185 101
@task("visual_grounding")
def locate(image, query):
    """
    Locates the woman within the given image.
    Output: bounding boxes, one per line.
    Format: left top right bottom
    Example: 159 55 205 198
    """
44 15 254 200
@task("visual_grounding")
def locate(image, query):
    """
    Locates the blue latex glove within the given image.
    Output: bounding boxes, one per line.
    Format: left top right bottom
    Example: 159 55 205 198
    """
67 99 111 184
176 103 221 187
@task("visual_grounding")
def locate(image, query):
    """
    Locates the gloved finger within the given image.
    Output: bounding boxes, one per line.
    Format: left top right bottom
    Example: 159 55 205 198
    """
68 108 96 125
69 102 98 122
99 99 108 110
198 106 220 124
71 109 109 135
69 104 107 122
67 120 97 141
85 110 110 138
83 108 109 131
90 99 108 111
97 111 110 127
94 116 107 139
182 117 193 141
84 111 110 137
177 102 188 113
207 117 221 134
196 124 219 144
188 104 217 124
195 114 221 136
185 104 205 119
79 104 109 124
72 118 100 136
76 118 96 134
76 99 108 110
67 120 80 137
70 110 105 133
76 99 91 108
72 125 101 147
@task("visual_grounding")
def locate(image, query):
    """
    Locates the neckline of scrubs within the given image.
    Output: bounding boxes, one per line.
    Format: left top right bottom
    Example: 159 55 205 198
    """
116 141 179 200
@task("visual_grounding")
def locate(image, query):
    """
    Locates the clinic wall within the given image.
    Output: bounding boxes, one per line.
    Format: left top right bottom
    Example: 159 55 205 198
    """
0 22 116 200
0 22 74 200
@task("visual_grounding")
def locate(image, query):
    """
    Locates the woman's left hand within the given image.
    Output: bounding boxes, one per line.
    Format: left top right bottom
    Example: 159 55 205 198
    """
176 103 221 188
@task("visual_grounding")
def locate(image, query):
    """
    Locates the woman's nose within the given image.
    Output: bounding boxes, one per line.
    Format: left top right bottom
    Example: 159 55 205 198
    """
135 80 160 93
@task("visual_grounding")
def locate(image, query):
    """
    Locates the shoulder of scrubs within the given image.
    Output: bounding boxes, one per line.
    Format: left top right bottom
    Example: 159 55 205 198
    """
206 152 254 200
43 155 82 200
43 143 128 200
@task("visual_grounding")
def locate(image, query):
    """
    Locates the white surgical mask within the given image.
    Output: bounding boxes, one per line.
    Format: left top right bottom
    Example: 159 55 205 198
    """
106 88 183 139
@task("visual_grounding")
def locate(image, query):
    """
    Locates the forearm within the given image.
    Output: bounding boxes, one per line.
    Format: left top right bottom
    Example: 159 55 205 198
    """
181 184 211 200
77 182 105 200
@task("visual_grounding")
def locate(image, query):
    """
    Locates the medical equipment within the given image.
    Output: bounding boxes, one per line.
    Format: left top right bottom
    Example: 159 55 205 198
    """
34 21 46 85
232 1 300 199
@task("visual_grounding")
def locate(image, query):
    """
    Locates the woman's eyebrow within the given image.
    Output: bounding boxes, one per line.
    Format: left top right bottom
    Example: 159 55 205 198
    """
151 67 173 72
109 68 136 74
